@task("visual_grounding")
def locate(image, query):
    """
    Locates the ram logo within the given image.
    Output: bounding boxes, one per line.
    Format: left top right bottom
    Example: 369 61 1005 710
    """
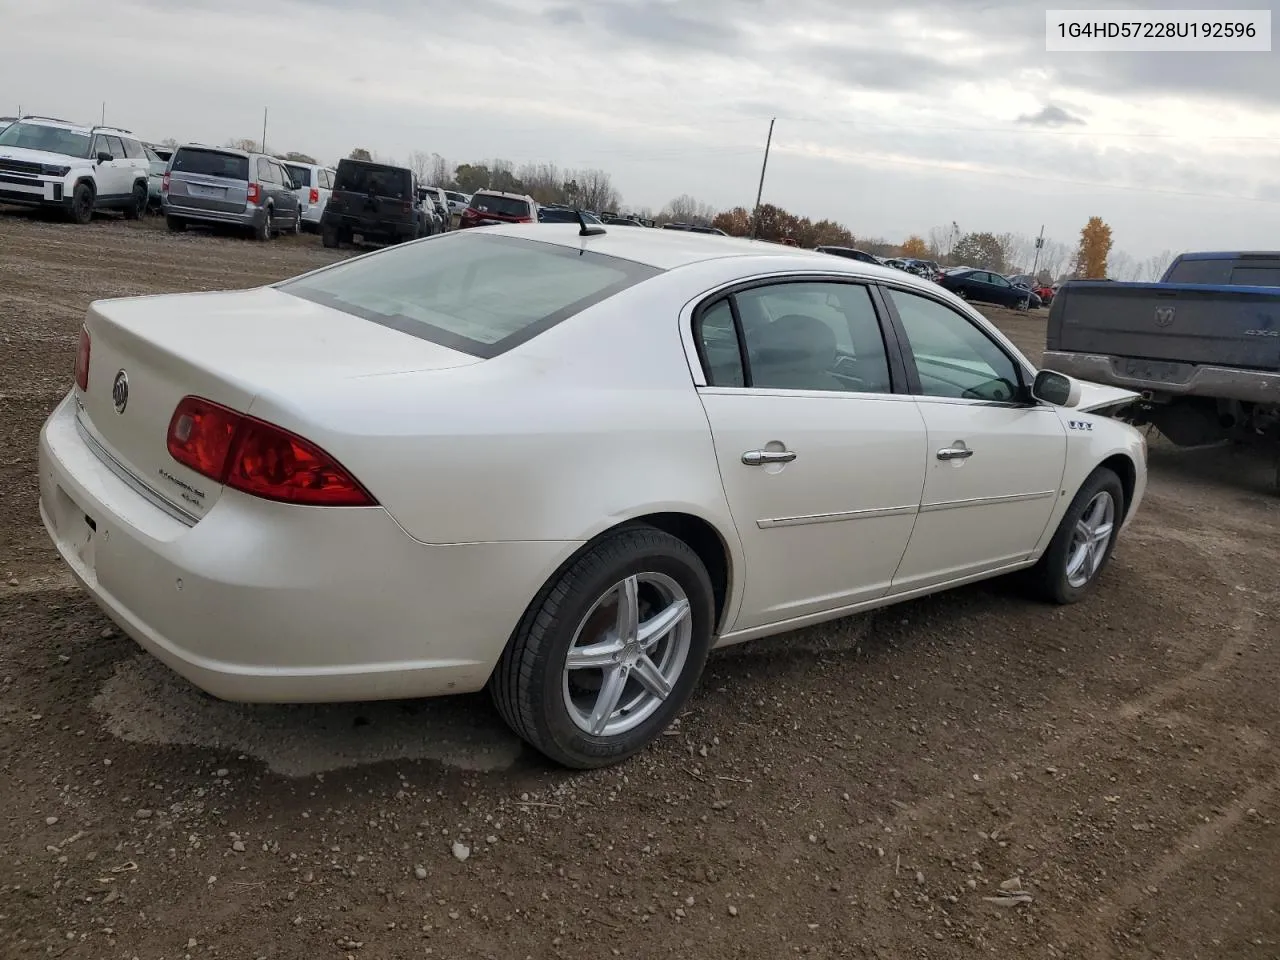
1153 306 1175 328
1244 328 1279 338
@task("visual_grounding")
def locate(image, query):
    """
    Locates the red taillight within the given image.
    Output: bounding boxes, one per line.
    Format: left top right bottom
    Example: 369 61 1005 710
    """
74 327 91 391
165 397 375 507
516 216 533 223
309 187 319 204
462 207 477 219
246 183 260 204
161 173 170 191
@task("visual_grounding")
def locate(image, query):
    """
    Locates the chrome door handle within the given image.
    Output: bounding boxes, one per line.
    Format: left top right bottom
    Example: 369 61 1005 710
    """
742 449 797 466
936 447 974 461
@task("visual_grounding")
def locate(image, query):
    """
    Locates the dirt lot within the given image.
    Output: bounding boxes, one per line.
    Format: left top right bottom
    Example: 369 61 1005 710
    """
2 211 1278 960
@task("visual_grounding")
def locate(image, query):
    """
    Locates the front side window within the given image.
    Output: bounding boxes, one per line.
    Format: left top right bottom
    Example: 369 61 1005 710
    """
122 138 145 160
886 288 1022 402
0 122 93 158
104 136 126 160
278 233 660 358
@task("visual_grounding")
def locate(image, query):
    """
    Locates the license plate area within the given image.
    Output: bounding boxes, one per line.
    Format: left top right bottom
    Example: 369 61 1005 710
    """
53 485 97 573
189 184 225 199
1114 357 1193 384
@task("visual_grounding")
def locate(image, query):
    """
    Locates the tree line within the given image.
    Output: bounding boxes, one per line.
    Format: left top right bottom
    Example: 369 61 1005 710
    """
213 137 1171 283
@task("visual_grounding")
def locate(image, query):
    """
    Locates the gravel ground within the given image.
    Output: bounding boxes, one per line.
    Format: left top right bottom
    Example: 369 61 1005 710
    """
2 210 1278 960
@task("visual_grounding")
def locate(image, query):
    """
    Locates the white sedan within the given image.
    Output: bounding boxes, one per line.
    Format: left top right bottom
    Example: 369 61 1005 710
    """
39 225 1147 768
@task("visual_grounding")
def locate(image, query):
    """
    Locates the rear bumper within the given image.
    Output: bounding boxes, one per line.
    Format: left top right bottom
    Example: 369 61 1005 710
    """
321 212 417 238
162 198 259 228
1043 351 1280 406
38 392 573 704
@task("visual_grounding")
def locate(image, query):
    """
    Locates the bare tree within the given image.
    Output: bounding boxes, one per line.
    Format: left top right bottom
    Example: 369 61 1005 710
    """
1038 238 1072 281
516 162 565 205
429 153 453 189
997 232 1037 274
1138 249 1174 281
225 138 261 152
408 150 433 185
662 194 703 223
1107 249 1142 281
569 168 621 213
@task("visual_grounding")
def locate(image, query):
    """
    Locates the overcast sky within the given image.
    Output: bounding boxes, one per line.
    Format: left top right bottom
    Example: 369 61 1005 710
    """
2 0 1278 261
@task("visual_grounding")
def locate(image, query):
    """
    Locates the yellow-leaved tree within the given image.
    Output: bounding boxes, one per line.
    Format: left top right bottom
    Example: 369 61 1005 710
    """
899 235 929 258
1076 217 1113 279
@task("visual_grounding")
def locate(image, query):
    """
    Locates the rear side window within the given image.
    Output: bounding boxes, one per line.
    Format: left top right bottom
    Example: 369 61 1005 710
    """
471 193 531 218
172 148 249 181
333 162 412 199
1162 257 1280 286
122 138 145 160
285 164 312 187
278 233 660 358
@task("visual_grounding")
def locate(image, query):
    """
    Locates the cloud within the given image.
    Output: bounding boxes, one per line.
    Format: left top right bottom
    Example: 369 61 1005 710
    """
1 0 1277 260
1016 105 1086 127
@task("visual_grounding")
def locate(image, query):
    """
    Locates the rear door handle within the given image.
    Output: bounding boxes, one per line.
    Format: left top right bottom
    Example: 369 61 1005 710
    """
936 447 974 461
742 449 797 466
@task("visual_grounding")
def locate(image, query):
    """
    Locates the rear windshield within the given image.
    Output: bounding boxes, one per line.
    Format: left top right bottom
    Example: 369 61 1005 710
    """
470 194 531 218
171 148 249 181
284 164 312 187
1163 257 1280 287
277 233 660 358
334 162 412 198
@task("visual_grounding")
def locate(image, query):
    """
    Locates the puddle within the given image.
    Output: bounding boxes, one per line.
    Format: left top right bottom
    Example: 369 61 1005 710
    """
92 655 524 777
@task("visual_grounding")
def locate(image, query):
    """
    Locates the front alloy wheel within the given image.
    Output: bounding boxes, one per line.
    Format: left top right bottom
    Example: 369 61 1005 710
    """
1023 466 1125 604
491 525 715 768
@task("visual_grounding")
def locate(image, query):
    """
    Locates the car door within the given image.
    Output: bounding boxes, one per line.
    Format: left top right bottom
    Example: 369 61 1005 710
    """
881 285 1067 592
986 272 1021 308
692 278 928 631
92 135 129 199
271 160 298 218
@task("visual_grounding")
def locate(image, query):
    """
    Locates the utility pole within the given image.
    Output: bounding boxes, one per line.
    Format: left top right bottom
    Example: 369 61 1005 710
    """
1031 224 1045 278
261 107 268 155
101 102 105 125
749 117 775 240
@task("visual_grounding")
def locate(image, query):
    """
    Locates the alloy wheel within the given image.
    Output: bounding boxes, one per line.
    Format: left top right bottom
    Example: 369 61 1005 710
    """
1066 491 1116 588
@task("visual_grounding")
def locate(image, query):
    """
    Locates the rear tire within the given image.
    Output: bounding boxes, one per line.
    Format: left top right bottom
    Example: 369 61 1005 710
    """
490 525 715 769
255 208 272 242
321 223 339 248
68 183 94 225
1021 467 1125 604
123 182 146 220
165 215 186 233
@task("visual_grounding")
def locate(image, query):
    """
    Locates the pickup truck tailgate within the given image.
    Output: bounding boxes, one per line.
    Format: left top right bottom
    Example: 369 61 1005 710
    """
1048 282 1280 372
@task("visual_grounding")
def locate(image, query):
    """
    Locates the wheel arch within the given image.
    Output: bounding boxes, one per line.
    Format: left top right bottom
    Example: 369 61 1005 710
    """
1099 452 1137 522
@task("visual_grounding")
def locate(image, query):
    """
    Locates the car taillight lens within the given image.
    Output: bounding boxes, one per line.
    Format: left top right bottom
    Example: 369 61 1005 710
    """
462 208 477 219
247 183 260 204
517 216 533 223
74 327 90 391
161 173 170 191
166 396 376 507
309 188 319 204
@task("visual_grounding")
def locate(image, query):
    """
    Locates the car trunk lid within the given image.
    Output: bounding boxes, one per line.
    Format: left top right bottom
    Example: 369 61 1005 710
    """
76 287 479 521
166 147 250 214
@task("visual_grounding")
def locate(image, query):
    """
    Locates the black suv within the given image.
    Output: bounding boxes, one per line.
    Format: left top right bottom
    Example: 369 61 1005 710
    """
321 158 428 248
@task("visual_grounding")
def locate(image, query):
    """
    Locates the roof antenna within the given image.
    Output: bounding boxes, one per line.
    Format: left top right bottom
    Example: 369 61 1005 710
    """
574 207 606 238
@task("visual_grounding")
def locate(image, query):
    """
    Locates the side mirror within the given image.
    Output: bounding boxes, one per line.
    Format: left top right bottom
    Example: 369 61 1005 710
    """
96 151 113 164
1032 369 1081 408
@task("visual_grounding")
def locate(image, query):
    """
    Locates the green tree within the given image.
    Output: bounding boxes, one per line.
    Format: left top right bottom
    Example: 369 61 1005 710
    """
951 232 1005 271
453 163 491 193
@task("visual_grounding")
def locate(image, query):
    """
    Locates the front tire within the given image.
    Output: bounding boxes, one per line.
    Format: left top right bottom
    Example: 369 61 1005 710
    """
123 182 147 220
490 526 715 769
68 183 94 225
1023 467 1125 604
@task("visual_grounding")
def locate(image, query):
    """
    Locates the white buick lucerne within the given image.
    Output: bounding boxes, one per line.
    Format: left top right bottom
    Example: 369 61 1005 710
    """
39 225 1146 768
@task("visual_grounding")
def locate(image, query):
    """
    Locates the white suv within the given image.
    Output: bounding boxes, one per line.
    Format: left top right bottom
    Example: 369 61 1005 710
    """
0 116 151 224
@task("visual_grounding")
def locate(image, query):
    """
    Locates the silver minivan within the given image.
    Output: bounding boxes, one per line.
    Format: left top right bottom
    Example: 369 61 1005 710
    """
163 144 302 241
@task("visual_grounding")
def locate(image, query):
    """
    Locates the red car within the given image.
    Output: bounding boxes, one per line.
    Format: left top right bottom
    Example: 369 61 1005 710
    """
458 190 536 228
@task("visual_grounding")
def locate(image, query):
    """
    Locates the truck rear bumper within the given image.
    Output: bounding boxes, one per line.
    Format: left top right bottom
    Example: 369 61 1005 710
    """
1043 351 1280 406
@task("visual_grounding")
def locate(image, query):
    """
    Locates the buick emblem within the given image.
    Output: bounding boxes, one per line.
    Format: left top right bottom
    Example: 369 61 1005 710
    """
1154 306 1175 328
112 370 129 414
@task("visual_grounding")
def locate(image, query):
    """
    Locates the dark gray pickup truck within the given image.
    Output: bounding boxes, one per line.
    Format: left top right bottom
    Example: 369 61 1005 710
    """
1043 251 1280 465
